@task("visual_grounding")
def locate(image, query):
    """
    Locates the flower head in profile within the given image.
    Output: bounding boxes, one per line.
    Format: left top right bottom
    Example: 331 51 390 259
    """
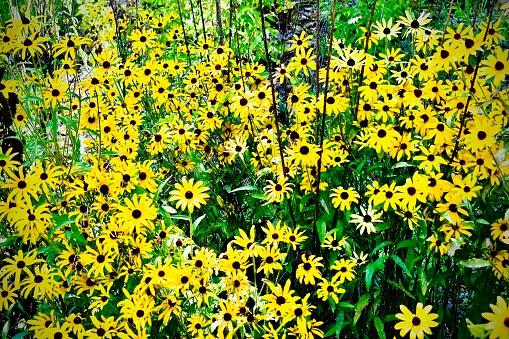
395 303 439 339
169 178 210 213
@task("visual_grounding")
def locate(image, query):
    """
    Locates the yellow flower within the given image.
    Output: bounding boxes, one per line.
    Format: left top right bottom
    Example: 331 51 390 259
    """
169 178 210 213
482 296 509 339
330 186 359 211
264 177 293 203
296 254 323 285
395 303 439 339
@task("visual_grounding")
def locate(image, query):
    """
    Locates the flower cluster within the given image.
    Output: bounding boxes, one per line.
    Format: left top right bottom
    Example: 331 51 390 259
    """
0 0 508 338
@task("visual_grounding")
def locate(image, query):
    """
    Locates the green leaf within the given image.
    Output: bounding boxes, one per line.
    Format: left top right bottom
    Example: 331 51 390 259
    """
371 241 393 255
387 279 416 300
390 254 412 277
373 316 386 339
393 162 414 169
170 215 191 221
162 205 178 214
154 175 172 201
396 239 419 250
12 332 31 339
225 185 258 193
460 258 490 268
317 219 326 244
324 310 345 337
192 215 206 233
417 266 427 297
365 262 375 290
466 319 489 338
337 301 355 308
0 236 17 248
353 294 370 325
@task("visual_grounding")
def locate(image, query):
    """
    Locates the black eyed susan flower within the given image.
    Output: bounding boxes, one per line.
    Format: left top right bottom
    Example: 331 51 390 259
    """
261 220 288 247
350 204 383 235
289 48 317 77
232 226 259 257
396 205 423 230
373 18 401 41
322 233 348 251
330 186 359 211
0 249 43 286
439 221 474 242
396 174 428 209
257 245 287 275
398 10 432 38
261 279 300 317
432 43 457 72
296 254 323 285
264 177 293 203
12 33 50 60
288 30 313 52
187 314 209 337
0 280 18 311
0 148 21 177
480 46 509 87
479 19 505 46
52 36 91 59
351 251 369 266
27 310 55 333
2 167 40 203
89 315 119 338
129 28 158 53
427 234 450 256
63 313 85 336
395 303 439 339
491 218 509 241
331 258 356 283
289 140 321 168
20 264 58 300
481 296 509 339
115 193 158 233
317 278 345 303
80 243 115 277
220 270 251 299
413 145 447 174
169 177 210 213
284 226 308 250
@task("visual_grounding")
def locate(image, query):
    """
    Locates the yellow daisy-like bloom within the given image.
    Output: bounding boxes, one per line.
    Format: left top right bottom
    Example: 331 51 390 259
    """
295 254 323 285
289 48 317 77
115 194 158 234
169 178 210 213
316 278 345 303
287 30 313 52
330 186 359 211
463 115 502 152
394 303 439 339
331 258 356 283
264 177 293 203
482 296 509 339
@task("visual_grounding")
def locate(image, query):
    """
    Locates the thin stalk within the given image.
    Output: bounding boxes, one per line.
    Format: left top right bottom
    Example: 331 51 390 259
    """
176 0 192 66
198 0 208 47
258 0 296 228
446 2 495 175
215 0 225 45
440 0 455 47
314 0 321 137
312 0 338 250
189 0 199 40
353 0 378 121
